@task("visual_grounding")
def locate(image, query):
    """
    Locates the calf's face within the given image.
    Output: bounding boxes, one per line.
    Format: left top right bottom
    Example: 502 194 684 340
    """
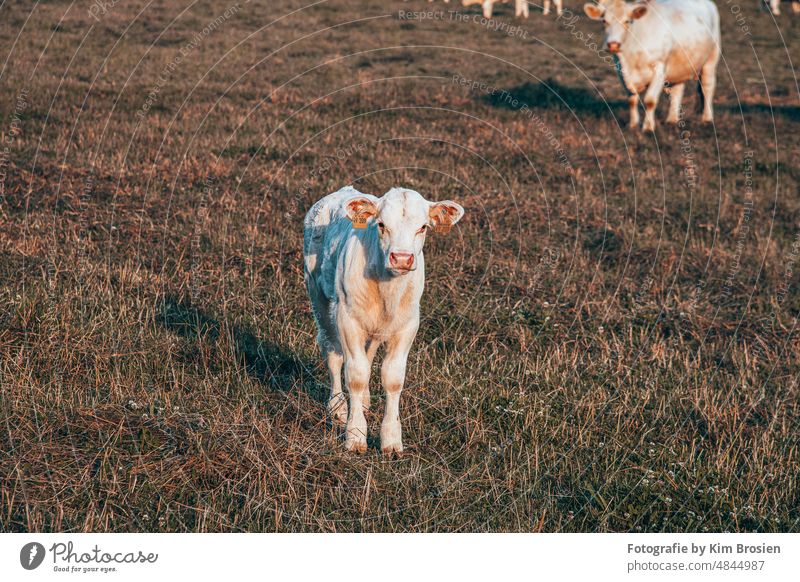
584 0 648 54
345 189 464 275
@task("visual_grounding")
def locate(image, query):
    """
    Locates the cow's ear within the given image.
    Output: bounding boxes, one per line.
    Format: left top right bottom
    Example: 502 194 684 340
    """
345 196 378 228
429 201 464 234
583 3 604 19
630 4 648 19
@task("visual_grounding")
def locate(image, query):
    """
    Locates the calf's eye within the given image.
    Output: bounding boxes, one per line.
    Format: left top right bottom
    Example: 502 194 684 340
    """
377 222 386 233
416 225 428 234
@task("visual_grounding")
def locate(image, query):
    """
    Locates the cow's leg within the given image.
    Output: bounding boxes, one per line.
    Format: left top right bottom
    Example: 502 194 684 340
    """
326 348 347 425
483 0 494 18
628 94 640 129
306 277 348 425
516 0 529 17
699 52 719 123
380 322 418 455
793 0 799 13
363 338 381 410
340 318 370 453
642 63 666 132
771 0 781 14
666 82 685 124
543 0 551 14
554 0 563 15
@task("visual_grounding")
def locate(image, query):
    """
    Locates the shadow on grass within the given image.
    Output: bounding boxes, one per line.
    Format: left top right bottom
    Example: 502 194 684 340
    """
157 297 319 399
721 102 800 122
483 79 625 117
486 80 800 123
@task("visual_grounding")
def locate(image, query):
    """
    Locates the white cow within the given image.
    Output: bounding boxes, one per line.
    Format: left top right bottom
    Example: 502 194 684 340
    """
461 0 532 18
768 0 800 14
584 0 721 131
303 186 464 454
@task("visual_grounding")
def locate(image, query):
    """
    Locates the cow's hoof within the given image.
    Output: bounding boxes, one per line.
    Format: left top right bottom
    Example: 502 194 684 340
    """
381 441 404 457
666 115 680 124
345 437 368 454
327 397 348 426
381 421 402 456
642 122 656 132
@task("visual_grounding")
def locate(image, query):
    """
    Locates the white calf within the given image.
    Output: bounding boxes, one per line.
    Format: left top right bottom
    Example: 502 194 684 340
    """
584 0 721 131
768 0 800 14
303 186 464 454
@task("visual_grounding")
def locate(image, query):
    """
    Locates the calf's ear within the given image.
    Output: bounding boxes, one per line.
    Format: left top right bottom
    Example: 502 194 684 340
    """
583 3 604 19
630 4 648 19
429 201 465 234
345 196 378 229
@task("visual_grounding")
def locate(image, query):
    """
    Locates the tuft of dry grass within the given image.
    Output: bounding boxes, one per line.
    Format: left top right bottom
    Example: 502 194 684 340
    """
0 0 798 532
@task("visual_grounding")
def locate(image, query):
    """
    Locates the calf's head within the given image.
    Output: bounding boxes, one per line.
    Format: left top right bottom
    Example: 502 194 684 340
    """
584 0 649 54
345 188 464 275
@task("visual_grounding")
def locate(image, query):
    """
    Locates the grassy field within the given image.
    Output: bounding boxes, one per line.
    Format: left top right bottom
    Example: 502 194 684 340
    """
0 0 798 532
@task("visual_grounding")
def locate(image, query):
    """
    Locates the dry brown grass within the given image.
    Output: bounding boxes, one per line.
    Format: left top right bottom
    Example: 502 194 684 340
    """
0 0 798 532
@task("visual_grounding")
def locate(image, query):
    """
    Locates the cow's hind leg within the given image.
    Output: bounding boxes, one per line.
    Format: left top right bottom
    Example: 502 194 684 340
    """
307 277 348 425
362 338 381 411
666 82 685 124
325 346 347 425
699 51 719 123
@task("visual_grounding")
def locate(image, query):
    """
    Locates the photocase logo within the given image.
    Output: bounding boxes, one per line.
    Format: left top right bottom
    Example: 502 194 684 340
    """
20 542 46 570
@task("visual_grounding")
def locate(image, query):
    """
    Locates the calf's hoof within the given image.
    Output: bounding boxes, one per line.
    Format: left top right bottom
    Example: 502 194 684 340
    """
381 441 404 457
380 421 403 456
327 397 348 426
345 436 368 454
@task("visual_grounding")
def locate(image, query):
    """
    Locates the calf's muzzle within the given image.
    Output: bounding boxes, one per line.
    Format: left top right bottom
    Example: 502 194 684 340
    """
389 251 414 271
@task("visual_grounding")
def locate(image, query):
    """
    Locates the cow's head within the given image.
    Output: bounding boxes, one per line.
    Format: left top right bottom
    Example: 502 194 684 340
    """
584 0 649 54
345 188 464 276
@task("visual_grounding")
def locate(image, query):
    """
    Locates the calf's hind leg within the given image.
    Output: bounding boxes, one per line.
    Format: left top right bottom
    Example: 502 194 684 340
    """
363 338 382 411
325 348 347 425
307 277 348 425
699 52 719 123
666 82 685 124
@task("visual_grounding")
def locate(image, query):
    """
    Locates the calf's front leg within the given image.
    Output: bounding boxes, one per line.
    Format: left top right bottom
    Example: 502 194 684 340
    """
340 320 371 453
642 62 666 132
380 322 418 455
628 94 640 129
